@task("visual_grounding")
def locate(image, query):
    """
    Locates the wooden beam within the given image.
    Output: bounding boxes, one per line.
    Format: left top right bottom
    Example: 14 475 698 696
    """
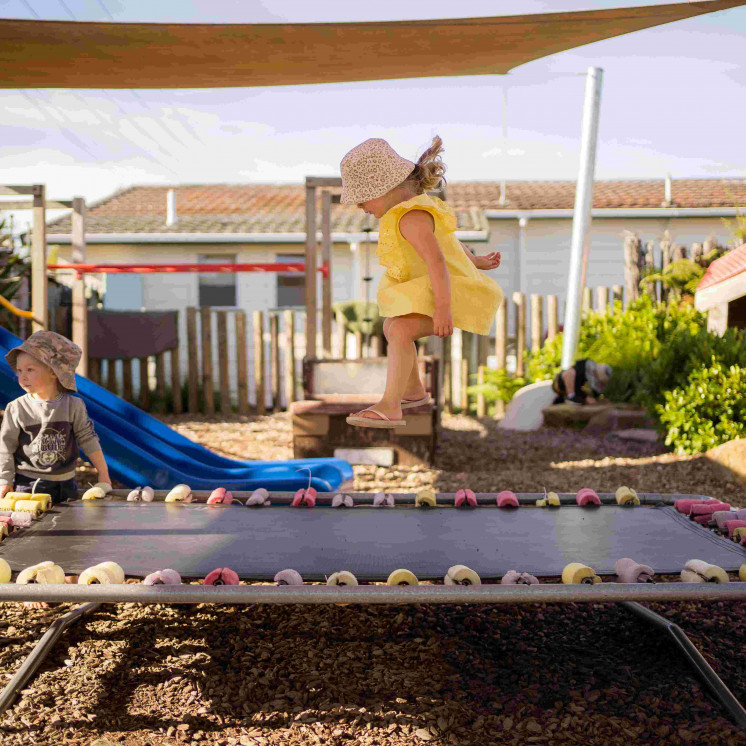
200 307 215 415
235 311 249 415
253 310 265 415
305 182 317 358
71 197 87 376
305 177 342 188
31 185 46 332
321 190 333 357
186 307 199 413
217 310 231 416
283 309 296 408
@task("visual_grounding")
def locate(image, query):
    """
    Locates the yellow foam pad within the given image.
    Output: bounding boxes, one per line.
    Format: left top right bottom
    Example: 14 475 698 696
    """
0 498 19 511
82 486 107 500
562 562 601 585
79 562 124 584
444 564 481 586
739 564 746 583
387 569 418 586
0 557 10 584
415 489 437 508
616 486 640 506
17 560 62 584
327 570 358 586
13 500 42 516
682 559 729 584
733 527 746 542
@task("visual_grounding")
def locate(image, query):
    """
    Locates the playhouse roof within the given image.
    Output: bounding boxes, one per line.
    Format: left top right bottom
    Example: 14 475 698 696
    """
2 2 744 88
697 243 746 291
44 179 746 236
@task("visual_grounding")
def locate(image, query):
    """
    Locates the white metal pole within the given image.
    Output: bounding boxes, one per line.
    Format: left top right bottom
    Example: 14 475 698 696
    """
561 66 603 370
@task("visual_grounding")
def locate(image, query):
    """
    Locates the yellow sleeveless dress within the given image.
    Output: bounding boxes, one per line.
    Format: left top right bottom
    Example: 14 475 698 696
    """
376 194 503 335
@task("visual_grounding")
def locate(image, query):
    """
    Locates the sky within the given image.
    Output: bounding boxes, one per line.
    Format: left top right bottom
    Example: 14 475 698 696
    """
1 0 745 233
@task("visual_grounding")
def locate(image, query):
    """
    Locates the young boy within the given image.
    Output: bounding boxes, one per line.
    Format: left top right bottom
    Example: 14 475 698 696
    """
0 331 111 503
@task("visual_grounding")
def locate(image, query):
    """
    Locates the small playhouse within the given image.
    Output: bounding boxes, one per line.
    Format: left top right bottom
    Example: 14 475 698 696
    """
695 242 746 333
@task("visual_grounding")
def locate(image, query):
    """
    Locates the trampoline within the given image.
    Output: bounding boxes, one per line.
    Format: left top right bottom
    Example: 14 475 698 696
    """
1 490 745 727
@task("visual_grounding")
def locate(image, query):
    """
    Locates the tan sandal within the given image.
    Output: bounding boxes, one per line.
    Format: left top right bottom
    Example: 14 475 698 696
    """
346 407 407 429
401 396 430 410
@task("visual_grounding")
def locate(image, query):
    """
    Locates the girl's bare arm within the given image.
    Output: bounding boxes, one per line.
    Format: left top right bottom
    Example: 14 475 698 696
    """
458 240 501 271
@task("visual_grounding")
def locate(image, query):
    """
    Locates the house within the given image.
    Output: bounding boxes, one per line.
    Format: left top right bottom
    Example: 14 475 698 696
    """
695 242 746 334
45 179 745 390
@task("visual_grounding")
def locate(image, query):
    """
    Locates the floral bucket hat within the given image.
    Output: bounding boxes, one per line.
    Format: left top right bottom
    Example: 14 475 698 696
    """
340 138 415 205
5 330 82 392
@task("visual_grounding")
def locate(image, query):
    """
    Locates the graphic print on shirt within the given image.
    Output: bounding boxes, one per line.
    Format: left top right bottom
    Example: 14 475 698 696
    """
19 422 76 468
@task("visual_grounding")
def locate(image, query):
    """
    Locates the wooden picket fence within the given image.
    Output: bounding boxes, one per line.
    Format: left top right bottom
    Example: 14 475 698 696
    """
59 284 626 418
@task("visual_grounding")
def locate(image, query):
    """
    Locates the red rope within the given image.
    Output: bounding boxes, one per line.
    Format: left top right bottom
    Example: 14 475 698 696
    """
48 262 329 279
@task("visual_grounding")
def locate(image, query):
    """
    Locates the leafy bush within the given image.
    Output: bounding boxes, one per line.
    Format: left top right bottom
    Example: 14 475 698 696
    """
333 300 384 336
658 361 746 453
467 369 529 408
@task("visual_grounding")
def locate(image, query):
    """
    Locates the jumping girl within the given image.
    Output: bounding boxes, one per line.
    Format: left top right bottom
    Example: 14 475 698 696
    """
340 136 504 428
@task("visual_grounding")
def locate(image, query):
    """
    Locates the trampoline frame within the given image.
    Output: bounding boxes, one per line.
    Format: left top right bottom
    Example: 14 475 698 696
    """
1 491 744 727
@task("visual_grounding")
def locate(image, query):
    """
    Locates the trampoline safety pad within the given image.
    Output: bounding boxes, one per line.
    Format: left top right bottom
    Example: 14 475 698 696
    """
1 501 744 580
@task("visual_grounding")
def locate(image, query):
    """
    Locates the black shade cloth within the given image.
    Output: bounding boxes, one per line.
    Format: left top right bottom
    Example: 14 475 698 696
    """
1 502 743 580
88 310 178 359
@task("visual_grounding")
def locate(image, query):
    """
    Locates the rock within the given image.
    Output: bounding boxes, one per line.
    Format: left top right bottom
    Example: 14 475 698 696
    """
543 403 614 428
583 408 656 435
706 438 746 486
611 429 660 443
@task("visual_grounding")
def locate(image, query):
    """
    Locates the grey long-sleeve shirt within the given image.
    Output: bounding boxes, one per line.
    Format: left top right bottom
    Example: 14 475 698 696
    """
0 393 101 485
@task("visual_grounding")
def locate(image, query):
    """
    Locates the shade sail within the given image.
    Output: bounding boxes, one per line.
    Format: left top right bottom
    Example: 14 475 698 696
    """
1 1 744 88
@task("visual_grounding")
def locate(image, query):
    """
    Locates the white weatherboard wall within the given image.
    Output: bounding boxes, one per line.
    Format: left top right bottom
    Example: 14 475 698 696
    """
56 242 357 405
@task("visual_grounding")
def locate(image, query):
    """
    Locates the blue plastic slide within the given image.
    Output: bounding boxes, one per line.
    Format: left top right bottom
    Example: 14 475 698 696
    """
0 327 352 492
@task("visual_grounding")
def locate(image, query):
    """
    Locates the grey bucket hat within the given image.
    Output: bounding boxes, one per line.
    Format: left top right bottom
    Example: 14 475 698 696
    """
5 331 81 392
586 360 613 394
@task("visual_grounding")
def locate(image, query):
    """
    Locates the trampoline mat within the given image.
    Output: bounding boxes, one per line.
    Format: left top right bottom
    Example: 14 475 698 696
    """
1 502 744 580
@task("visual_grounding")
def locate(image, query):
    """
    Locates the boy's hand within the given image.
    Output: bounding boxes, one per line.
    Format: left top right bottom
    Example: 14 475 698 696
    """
433 307 454 338
0 484 11 498
473 252 501 270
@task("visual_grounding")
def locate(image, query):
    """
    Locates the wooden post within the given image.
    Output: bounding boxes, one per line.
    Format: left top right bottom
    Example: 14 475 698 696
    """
321 190 333 357
106 359 117 395
283 309 296 408
644 240 657 300
451 328 463 410
623 231 641 304
170 345 182 414
495 298 507 370
530 294 543 352
476 365 486 417
659 230 672 303
443 334 452 413
460 358 469 412
235 311 249 415
71 197 87 376
155 351 166 400
186 307 199 413
370 334 381 357
513 292 525 377
217 310 231 416
88 358 100 385
200 306 215 415
335 310 347 359
305 182 317 358
547 295 558 342
581 286 592 316
31 184 47 332
139 357 150 409
122 359 133 402
596 286 609 314
611 285 623 310
270 313 280 411
354 330 363 360
672 244 687 262
253 310 265 415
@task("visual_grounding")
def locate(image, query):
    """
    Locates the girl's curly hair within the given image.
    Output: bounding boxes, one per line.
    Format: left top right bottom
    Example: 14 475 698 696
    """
404 135 446 193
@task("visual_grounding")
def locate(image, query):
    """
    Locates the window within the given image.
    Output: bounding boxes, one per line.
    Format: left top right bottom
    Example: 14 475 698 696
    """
198 254 237 307
276 253 305 308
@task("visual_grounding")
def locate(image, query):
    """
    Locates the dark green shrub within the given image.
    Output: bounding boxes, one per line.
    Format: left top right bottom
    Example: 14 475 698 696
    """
658 361 746 453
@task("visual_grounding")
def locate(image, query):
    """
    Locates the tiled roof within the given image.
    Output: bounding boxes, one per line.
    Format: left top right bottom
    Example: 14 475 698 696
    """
45 180 746 235
697 243 746 291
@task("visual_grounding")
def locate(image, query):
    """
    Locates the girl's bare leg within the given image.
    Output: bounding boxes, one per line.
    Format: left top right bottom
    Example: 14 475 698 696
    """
383 318 427 401
357 314 433 421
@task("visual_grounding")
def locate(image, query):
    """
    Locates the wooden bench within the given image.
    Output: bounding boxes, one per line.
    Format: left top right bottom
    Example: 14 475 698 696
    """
290 356 441 466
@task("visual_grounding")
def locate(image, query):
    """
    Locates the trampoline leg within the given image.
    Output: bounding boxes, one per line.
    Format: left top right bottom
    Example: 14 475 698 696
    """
0 602 100 714
622 601 746 729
